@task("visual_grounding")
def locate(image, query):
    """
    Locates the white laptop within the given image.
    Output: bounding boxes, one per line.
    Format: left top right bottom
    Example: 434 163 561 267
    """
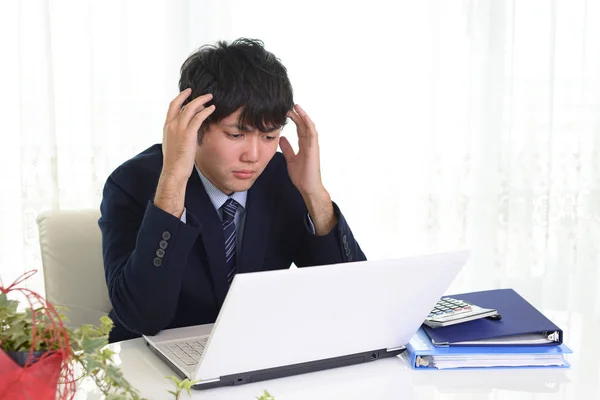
143 250 469 389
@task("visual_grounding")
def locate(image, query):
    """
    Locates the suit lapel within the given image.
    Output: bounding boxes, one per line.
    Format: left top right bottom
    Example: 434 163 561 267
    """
184 172 229 306
238 177 273 274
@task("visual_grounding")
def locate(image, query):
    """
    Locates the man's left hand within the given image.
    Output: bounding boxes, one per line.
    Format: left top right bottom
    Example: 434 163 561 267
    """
279 104 325 196
280 104 337 235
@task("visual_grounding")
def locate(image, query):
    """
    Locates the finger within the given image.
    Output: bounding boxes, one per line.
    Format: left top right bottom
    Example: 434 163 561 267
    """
289 105 317 152
286 108 303 129
165 88 192 125
294 104 317 135
188 104 217 135
287 108 312 141
278 136 296 164
180 92 214 128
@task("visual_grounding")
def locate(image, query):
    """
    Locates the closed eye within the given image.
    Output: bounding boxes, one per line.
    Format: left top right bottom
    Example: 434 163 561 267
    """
226 133 243 139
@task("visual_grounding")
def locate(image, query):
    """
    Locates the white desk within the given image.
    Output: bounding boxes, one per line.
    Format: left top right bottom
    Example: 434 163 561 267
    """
74 311 599 400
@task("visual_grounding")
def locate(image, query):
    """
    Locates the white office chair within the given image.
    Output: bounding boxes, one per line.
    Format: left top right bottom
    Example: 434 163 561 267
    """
36 209 112 328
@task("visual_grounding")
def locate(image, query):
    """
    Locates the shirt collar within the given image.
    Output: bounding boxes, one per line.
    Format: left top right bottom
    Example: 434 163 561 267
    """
195 164 247 211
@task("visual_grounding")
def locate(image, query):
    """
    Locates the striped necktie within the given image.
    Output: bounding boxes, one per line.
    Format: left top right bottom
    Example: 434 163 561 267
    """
221 198 239 285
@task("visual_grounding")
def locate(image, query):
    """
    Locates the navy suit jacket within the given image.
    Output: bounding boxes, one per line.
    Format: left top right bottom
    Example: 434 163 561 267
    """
99 144 366 342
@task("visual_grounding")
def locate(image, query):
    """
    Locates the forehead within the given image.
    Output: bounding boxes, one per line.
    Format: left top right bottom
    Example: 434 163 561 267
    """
216 108 282 132
218 109 244 127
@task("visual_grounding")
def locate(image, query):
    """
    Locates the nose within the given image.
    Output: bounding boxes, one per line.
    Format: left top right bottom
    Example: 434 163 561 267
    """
241 135 259 163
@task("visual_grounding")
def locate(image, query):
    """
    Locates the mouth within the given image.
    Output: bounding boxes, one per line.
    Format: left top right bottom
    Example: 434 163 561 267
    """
232 170 255 179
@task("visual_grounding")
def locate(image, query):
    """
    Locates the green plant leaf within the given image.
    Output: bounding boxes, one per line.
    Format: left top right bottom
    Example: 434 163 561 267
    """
257 389 275 400
165 375 182 385
81 335 108 354
181 378 195 395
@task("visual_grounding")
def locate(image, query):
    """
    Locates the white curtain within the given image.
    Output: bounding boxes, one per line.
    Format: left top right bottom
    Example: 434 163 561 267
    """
1 0 599 324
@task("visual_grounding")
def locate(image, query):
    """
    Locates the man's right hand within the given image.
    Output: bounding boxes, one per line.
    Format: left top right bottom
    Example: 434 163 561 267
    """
155 89 215 218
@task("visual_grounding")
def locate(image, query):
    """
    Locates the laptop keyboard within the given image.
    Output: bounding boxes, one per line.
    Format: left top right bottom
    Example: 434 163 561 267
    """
159 337 208 366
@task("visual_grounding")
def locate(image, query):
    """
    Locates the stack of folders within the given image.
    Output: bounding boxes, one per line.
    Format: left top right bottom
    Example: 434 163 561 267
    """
403 289 572 370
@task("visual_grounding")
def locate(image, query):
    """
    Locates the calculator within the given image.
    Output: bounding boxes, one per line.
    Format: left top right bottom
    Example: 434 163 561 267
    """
424 297 500 328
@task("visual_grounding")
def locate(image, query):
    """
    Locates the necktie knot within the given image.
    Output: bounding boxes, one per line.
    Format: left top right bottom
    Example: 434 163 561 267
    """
222 198 239 221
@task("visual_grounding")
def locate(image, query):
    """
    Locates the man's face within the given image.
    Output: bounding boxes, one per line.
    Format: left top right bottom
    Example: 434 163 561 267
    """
195 109 282 194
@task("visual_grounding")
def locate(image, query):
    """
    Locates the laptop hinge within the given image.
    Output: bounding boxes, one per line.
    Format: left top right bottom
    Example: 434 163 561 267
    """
194 377 221 385
386 345 406 352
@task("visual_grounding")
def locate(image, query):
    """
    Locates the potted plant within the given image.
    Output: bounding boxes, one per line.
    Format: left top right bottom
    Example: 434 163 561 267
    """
0 271 275 399
0 270 144 399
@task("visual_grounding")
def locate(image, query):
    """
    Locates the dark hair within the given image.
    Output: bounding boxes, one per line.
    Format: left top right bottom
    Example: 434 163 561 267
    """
179 38 294 141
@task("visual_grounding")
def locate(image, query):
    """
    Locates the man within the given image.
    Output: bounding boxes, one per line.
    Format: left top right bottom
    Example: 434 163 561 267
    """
99 38 366 343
